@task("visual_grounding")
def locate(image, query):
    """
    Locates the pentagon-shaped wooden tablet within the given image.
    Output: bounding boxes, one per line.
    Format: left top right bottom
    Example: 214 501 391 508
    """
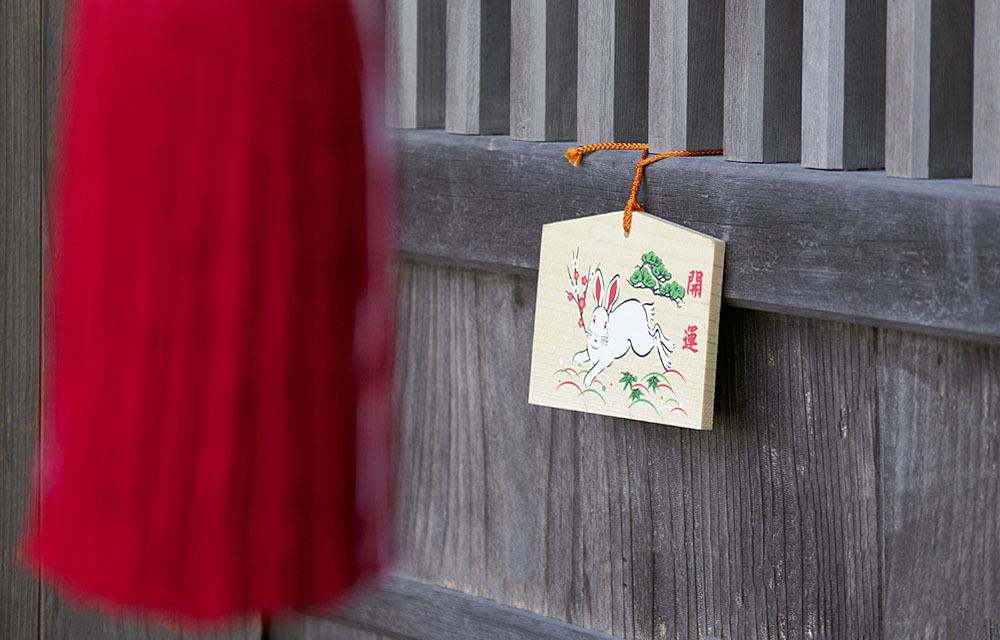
528 211 725 429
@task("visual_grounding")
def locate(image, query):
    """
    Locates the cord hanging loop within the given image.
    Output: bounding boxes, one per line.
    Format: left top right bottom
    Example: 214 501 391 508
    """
564 143 723 235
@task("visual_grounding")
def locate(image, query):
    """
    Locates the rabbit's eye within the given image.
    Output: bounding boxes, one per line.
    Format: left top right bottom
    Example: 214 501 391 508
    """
603 321 607 329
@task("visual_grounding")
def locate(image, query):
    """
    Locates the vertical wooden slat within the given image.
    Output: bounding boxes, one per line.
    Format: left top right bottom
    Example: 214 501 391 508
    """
647 0 724 153
878 331 1000 639
576 0 649 143
723 0 803 163
801 0 885 169
386 0 446 129
510 0 578 141
885 0 974 178
0 0 42 635
973 0 1000 186
445 0 511 135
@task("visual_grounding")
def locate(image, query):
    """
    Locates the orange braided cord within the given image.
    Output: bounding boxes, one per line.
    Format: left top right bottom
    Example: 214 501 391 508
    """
564 142 649 166
564 143 723 234
623 149 722 234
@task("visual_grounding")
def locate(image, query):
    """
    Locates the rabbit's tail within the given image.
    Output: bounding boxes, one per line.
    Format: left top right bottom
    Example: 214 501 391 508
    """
651 324 674 371
642 303 656 324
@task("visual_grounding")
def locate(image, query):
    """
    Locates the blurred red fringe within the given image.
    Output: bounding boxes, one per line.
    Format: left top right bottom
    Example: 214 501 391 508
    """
23 0 394 624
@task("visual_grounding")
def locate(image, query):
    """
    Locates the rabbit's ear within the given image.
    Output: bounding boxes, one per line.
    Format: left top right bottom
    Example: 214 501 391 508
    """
594 270 604 307
607 275 620 308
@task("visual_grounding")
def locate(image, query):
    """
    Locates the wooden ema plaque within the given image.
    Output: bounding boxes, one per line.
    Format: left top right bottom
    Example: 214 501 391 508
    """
528 211 725 429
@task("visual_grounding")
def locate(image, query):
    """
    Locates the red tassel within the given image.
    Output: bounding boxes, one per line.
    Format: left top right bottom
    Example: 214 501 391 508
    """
24 0 393 624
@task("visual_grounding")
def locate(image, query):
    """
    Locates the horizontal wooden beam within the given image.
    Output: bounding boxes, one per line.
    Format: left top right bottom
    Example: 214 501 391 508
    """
394 129 1000 343
312 576 618 640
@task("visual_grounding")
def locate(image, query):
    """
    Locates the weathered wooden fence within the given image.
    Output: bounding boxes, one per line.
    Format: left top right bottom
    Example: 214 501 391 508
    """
3 1 1000 639
387 0 999 181
308 2 1000 640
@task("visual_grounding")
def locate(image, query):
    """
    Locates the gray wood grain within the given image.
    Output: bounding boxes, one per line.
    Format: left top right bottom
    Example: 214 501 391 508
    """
723 0 803 163
973 0 1000 186
886 0 974 178
386 0 446 129
273 615 391 640
392 129 1000 343
801 0 885 169
43 0 66 178
389 261 881 639
647 0 724 152
445 0 511 135
510 0 577 141
41 589 261 639
878 332 1000 638
322 577 619 640
576 0 649 143
40 594 260 640
1 0 42 637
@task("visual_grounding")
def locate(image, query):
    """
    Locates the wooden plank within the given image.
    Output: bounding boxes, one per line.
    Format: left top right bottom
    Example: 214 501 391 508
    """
877 331 1000 638
41 594 260 640
510 0 577 141
0 0 42 636
272 616 391 640
386 0 446 128
389 261 881 639
647 0 724 152
723 0 803 163
445 0 510 135
322 577 620 640
973 0 1000 186
885 0 974 178
392 129 1000 343
801 0 885 169
576 0 649 143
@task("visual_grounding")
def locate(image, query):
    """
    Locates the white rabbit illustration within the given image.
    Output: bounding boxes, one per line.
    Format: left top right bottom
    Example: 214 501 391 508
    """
572 269 675 387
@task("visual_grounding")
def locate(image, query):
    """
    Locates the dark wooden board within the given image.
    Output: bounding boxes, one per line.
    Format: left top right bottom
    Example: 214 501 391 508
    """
392 129 1000 343
1 0 43 637
40 594 260 640
41 589 261 640
317 577 620 640
877 331 1000 638
272 615 391 640
388 261 881 639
